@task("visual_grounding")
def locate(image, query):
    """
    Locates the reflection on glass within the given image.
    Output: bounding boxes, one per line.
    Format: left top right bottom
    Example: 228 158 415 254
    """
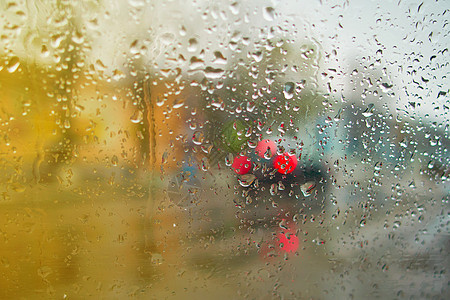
0 0 448 298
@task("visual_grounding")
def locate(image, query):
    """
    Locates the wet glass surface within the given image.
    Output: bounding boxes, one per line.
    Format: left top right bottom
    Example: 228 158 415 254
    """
0 0 448 299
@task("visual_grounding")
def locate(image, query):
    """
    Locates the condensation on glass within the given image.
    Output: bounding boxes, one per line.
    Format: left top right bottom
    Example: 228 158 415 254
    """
0 0 448 299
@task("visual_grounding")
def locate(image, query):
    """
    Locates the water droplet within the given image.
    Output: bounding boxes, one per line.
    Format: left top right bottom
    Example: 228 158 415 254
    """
225 153 234 166
246 101 255 112
192 131 205 145
283 82 295 99
173 98 184 109
111 155 119 166
256 139 276 159
201 157 209 171
41 45 49 57
380 83 393 93
51 34 64 48
251 51 263 62
130 110 143 123
229 2 239 15
189 56 205 69
263 7 275 21
238 174 257 187
7 56 20 73
161 33 175 45
362 104 374 117
213 51 227 64
278 219 288 229
247 140 257 148
300 182 316 197
232 155 252 174
112 69 125 81
204 67 225 79
179 26 187 36
130 39 139 54
187 38 198 52
270 183 278 196
264 147 273 159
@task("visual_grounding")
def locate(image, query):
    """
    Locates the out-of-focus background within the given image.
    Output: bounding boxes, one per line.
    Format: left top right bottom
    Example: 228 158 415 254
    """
0 0 448 299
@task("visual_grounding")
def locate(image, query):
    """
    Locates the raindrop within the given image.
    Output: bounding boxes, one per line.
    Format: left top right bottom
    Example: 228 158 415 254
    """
300 182 316 197
187 38 198 52
334 108 342 121
255 139 276 159
7 56 20 73
263 7 275 21
179 26 186 36
251 51 263 62
283 82 295 99
229 2 239 15
225 153 234 166
238 174 257 187
270 183 278 195
201 157 209 171
278 219 288 229
246 101 255 112
173 98 184 109
213 51 227 64
111 155 119 166
204 67 225 79
192 131 205 145
161 33 175 45
264 147 273 159
51 34 64 48
130 110 143 123
41 45 50 57
380 82 393 93
112 69 125 81
247 140 257 148
189 56 205 69
362 104 374 117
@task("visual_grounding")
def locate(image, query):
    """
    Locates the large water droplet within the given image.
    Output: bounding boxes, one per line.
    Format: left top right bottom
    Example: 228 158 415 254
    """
41 45 50 58
173 98 184 109
238 174 257 187
192 131 205 145
263 7 275 21
283 82 295 99
213 51 227 64
229 2 239 15
270 183 278 195
111 155 119 166
187 38 198 52
362 104 374 117
7 56 20 73
201 157 209 171
51 34 64 48
225 153 234 166
300 182 316 197
130 110 143 123
204 67 225 79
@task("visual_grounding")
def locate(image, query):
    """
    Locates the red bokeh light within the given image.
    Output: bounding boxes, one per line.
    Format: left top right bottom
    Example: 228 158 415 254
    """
273 153 298 174
232 155 252 175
